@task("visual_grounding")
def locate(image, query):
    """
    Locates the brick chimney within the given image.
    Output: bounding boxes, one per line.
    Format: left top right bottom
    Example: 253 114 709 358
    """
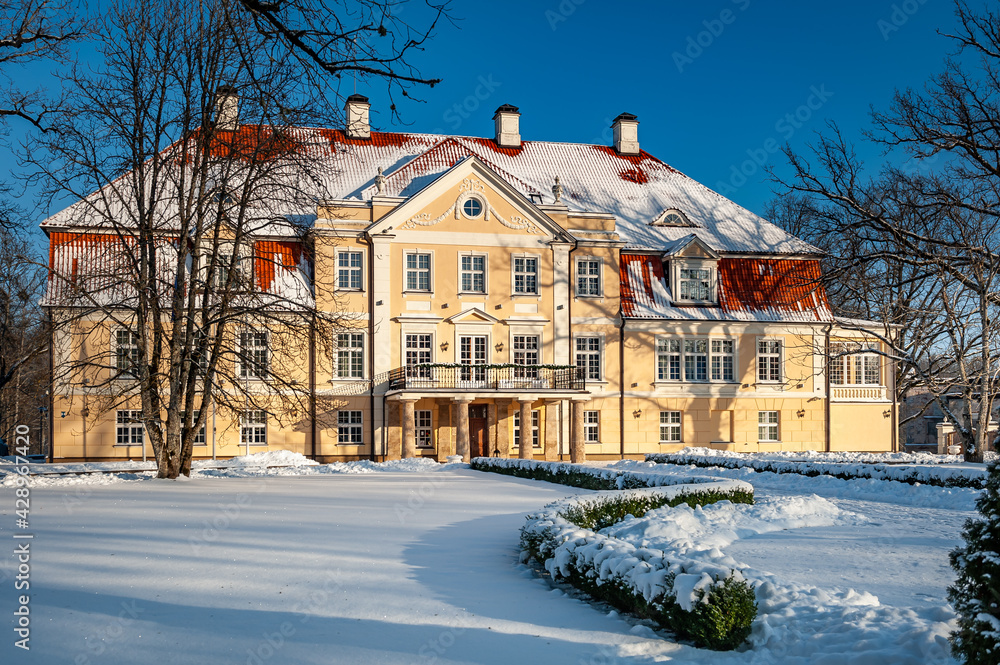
612 112 639 155
214 85 239 131
493 104 521 148
345 94 371 140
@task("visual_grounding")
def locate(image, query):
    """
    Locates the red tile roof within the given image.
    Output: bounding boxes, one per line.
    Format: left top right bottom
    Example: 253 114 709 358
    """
620 254 833 322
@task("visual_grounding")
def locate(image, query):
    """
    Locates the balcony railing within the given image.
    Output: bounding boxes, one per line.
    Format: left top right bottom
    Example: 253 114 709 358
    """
830 385 888 402
388 364 586 392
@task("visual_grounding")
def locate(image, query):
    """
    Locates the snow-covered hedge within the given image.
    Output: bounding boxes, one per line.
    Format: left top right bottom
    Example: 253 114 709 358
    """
470 456 718 490
520 481 758 651
645 449 986 489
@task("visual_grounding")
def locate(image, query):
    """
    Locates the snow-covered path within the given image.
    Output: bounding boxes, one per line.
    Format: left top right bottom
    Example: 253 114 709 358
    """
0 464 971 664
1 470 690 665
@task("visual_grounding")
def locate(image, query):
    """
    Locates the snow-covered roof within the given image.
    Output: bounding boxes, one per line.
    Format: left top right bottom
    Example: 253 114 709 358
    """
43 126 819 256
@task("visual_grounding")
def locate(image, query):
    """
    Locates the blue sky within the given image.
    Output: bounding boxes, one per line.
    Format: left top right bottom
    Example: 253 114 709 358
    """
365 0 958 216
3 0 961 227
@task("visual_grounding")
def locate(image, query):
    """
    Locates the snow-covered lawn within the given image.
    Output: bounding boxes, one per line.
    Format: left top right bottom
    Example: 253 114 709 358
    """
0 455 971 663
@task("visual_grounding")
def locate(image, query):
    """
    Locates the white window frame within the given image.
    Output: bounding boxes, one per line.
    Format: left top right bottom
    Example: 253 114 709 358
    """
212 241 254 290
758 410 779 442
584 410 600 443
656 337 737 383
337 410 363 445
415 410 433 448
576 257 603 297
829 343 882 386
238 330 269 380
512 254 540 296
404 333 434 379
672 259 717 304
240 410 267 446
115 410 144 446
659 411 682 443
113 327 140 379
404 250 433 293
335 250 364 291
512 334 540 379
333 331 366 379
575 335 602 382
513 409 541 449
711 339 736 382
756 338 783 384
189 410 206 446
458 252 488 294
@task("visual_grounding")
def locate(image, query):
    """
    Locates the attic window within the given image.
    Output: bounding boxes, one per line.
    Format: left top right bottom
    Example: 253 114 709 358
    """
670 258 717 305
650 209 694 227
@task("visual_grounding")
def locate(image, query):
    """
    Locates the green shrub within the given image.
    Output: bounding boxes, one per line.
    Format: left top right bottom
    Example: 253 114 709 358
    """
560 489 754 531
550 549 757 651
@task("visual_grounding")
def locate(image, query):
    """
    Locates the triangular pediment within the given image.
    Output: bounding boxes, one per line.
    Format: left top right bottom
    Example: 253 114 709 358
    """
368 156 572 241
662 234 719 260
444 307 499 324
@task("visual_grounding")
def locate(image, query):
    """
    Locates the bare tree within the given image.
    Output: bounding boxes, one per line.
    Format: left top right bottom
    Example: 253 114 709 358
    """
0 225 48 448
0 0 86 131
772 0 1000 463
30 0 443 478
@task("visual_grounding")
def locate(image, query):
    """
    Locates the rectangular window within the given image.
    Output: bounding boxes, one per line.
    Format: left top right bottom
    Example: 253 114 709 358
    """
335 333 365 379
405 252 431 291
416 410 433 448
459 335 488 383
512 335 540 379
657 339 681 381
239 331 269 379
711 339 735 381
513 256 538 295
513 410 540 448
757 339 782 384
404 334 433 378
758 411 779 442
576 258 602 297
684 339 708 381
337 410 363 445
115 328 140 378
336 251 363 290
188 410 206 446
659 411 681 443
679 267 713 301
460 254 486 293
830 344 881 386
575 336 601 381
241 410 267 446
115 410 144 446
191 328 209 375
584 410 600 443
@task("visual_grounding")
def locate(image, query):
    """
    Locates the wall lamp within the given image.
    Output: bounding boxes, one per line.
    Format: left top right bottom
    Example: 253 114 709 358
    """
440 341 448 351
632 409 642 419
796 409 805 418
495 342 504 352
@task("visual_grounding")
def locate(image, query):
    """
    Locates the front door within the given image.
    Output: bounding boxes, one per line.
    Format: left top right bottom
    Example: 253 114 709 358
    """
469 405 489 458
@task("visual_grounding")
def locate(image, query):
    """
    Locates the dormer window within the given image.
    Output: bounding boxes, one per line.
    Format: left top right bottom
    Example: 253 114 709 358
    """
679 267 712 301
650 208 695 227
672 260 717 304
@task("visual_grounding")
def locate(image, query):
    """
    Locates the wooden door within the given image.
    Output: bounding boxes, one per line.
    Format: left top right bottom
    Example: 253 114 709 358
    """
469 405 488 458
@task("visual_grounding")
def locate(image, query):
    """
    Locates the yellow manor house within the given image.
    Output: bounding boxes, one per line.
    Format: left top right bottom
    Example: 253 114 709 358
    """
42 96 898 462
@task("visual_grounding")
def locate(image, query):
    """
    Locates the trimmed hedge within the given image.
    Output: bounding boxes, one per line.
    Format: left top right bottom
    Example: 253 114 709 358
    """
512 469 758 651
645 452 986 489
560 487 754 531
470 456 705 490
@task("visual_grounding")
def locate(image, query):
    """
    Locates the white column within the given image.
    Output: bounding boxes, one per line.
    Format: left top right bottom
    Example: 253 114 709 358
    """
370 233 394 458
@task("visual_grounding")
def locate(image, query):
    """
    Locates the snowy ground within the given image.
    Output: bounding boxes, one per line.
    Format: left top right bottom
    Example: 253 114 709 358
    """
0 455 972 664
